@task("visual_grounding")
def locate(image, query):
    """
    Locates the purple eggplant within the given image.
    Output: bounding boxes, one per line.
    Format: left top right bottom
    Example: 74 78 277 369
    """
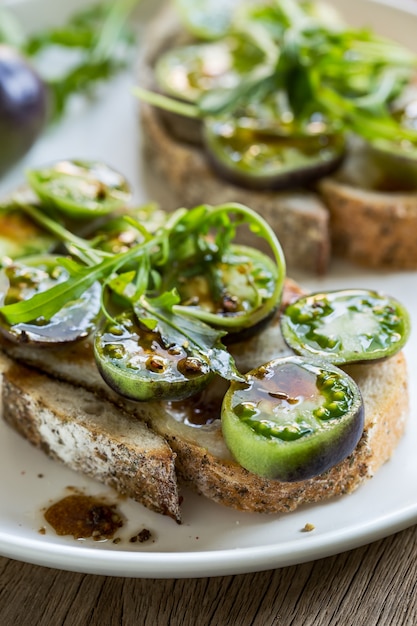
0 45 49 175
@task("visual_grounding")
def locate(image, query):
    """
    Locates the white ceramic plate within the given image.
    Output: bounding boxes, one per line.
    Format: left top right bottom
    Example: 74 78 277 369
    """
0 0 416 579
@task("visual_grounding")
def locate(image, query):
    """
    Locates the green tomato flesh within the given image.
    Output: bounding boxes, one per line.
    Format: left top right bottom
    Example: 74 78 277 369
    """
280 289 411 365
155 39 263 103
94 313 213 402
26 160 132 219
221 356 364 482
164 244 278 334
203 118 345 190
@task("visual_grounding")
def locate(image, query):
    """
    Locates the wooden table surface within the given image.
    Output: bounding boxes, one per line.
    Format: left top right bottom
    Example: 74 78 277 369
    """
0 524 416 625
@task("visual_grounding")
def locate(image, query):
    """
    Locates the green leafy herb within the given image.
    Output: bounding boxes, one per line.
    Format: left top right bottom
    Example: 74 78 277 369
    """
136 0 417 152
0 169 286 390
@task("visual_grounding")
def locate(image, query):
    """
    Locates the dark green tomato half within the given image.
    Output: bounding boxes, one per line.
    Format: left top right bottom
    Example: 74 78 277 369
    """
155 39 263 104
280 289 411 365
203 117 346 190
94 313 213 402
365 141 417 192
221 356 364 482
26 160 132 219
0 256 101 344
162 244 278 338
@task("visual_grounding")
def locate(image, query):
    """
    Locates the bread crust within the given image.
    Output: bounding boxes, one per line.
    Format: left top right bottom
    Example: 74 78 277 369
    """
0 354 181 522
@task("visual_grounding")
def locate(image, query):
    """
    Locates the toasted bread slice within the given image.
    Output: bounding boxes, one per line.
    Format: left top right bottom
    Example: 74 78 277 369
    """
0 277 409 515
0 353 181 522
153 352 408 513
319 177 417 269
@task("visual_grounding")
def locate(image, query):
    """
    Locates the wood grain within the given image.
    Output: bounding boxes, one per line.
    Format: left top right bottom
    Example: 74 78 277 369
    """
0 525 416 625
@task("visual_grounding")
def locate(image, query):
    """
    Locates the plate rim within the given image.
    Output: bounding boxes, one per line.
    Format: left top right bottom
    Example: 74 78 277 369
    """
0 0 417 579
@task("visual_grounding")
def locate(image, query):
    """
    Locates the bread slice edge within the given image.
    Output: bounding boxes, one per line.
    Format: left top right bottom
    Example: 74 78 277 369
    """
0 353 181 523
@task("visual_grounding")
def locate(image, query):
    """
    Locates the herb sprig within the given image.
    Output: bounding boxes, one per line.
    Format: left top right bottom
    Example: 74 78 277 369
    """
135 0 417 149
0 171 286 385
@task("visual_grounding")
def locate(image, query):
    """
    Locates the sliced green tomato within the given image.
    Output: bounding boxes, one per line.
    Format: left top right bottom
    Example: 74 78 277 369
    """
0 255 101 344
88 204 166 256
280 289 411 365
155 39 263 104
203 117 345 190
94 313 213 401
174 0 240 40
364 88 417 191
162 244 278 337
221 356 364 482
26 160 132 219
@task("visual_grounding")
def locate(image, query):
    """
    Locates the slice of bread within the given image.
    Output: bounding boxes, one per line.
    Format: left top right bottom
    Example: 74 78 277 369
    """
156 352 408 513
0 353 181 522
0 276 409 515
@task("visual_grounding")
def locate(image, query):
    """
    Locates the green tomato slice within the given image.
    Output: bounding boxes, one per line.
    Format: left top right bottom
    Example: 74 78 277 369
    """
221 355 364 482
203 117 345 190
162 244 278 337
0 255 101 344
364 89 417 191
155 38 264 104
365 141 417 192
94 312 213 402
173 0 240 40
280 289 411 365
26 160 132 219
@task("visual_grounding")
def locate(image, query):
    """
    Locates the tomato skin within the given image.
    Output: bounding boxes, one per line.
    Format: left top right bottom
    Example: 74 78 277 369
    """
221 356 364 482
26 160 132 219
0 45 49 176
94 314 214 402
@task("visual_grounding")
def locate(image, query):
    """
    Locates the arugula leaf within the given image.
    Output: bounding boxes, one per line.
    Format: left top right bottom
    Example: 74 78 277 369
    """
0 230 155 325
0 193 285 377
136 294 245 382
0 263 95 325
